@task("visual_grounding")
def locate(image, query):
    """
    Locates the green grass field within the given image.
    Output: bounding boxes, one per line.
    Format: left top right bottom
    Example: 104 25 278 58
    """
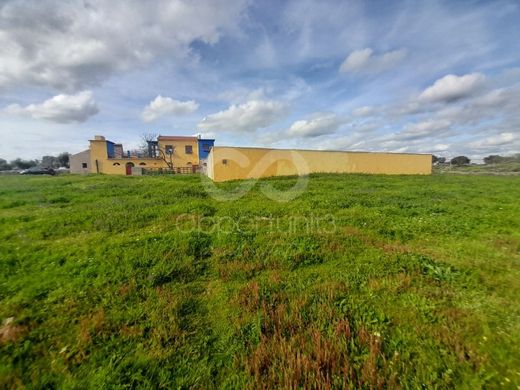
1 173 519 388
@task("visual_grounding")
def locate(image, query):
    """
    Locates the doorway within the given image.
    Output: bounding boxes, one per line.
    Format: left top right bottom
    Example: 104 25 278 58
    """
125 162 134 175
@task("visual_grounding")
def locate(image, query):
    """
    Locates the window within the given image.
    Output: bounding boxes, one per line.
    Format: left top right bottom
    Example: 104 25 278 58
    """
82 163 88 168
222 159 228 165
185 145 193 154
203 144 211 152
165 145 173 155
113 163 120 166
139 162 146 166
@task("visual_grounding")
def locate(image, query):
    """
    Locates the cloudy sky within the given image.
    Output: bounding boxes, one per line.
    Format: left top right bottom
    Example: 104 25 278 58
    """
1 0 519 161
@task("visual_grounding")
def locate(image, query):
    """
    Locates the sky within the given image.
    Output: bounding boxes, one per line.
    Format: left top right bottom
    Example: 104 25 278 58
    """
0 0 519 161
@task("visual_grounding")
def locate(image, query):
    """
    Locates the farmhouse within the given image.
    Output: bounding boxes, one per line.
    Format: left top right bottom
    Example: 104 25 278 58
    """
71 135 432 179
70 135 214 175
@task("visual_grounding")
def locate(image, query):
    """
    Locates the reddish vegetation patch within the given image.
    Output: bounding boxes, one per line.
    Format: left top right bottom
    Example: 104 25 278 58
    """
0 317 26 344
245 308 393 388
218 261 267 281
368 273 412 293
78 309 106 346
118 280 136 298
343 226 412 254
120 325 142 338
237 281 260 310
493 237 520 255
236 281 397 388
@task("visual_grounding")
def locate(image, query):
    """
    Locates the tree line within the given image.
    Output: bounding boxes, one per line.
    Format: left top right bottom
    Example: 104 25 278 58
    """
482 154 520 164
433 153 520 166
0 152 70 171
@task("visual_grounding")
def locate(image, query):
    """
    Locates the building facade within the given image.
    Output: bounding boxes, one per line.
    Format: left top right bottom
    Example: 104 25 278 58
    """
70 135 214 175
197 138 215 173
198 138 215 161
69 149 91 174
71 135 432 179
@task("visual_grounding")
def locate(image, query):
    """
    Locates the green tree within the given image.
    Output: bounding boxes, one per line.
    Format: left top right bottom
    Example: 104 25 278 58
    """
57 152 70 168
483 155 504 164
10 158 38 169
41 155 59 168
0 158 12 171
450 156 470 166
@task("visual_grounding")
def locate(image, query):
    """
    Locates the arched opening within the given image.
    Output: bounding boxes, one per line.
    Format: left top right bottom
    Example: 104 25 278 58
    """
125 162 134 175
139 162 146 166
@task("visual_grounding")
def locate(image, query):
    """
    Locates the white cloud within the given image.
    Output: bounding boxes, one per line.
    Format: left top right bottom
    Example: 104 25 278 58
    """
340 48 407 74
352 106 374 117
472 88 511 108
216 87 268 104
469 132 518 149
418 73 486 103
432 84 520 126
340 48 373 73
0 0 248 91
314 132 368 151
4 91 99 123
198 100 287 133
287 113 344 137
141 96 198 122
395 119 452 140
429 144 451 153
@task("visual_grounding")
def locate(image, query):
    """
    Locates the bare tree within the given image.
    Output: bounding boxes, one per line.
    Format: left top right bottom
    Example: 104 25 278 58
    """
140 132 174 170
158 147 174 170
139 132 159 152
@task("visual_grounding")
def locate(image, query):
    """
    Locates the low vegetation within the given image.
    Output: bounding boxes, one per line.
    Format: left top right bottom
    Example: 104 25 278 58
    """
1 173 519 388
435 161 520 175
0 153 69 171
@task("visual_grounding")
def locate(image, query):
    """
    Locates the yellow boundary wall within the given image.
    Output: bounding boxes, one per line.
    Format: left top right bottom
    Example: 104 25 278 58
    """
207 146 432 182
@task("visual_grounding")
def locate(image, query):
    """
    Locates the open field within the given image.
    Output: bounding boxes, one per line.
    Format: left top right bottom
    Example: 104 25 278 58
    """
1 173 519 388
